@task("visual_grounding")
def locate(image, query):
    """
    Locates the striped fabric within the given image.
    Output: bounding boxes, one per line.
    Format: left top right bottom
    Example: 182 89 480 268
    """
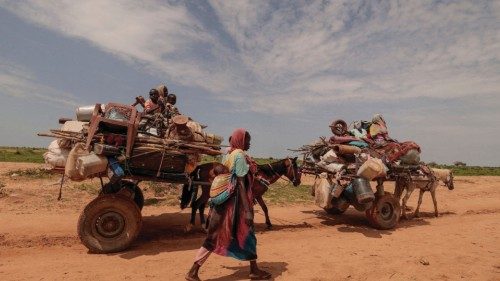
209 173 232 198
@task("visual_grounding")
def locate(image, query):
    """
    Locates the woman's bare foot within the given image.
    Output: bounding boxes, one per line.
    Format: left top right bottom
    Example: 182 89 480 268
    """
185 263 201 281
249 260 271 280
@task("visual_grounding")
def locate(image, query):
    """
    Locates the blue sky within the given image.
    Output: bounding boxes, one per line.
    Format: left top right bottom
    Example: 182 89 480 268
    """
0 0 499 166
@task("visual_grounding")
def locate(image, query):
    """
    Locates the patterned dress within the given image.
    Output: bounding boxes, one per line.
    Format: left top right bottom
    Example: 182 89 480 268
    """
202 149 257 261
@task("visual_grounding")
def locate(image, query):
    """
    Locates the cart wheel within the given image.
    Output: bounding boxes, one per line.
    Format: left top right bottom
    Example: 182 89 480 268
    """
77 194 142 253
324 198 350 215
101 180 144 211
365 192 401 230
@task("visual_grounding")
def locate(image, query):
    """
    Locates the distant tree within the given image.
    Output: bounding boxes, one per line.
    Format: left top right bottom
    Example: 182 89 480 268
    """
428 161 438 167
454 161 466 167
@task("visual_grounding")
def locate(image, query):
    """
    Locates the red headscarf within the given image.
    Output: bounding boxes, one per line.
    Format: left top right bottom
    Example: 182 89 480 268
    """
229 128 257 174
229 128 247 152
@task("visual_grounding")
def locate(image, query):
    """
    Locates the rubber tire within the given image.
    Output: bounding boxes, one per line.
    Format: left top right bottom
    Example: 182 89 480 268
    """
365 192 401 230
101 180 144 211
77 194 142 253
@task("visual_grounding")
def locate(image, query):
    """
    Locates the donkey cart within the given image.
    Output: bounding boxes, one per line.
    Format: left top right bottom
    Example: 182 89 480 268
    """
40 101 222 253
301 163 403 230
298 140 432 230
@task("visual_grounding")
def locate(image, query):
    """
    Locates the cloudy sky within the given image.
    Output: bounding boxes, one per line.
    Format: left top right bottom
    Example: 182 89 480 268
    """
0 0 498 166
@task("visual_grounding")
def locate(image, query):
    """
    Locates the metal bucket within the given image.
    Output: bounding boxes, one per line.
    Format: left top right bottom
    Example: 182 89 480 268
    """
76 105 95 122
352 178 375 204
76 104 105 122
341 184 371 211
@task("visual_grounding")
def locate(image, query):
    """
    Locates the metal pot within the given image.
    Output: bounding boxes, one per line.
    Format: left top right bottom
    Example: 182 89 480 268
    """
352 177 375 204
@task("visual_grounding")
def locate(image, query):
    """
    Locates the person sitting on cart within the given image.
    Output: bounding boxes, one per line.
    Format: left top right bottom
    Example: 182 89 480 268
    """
156 83 169 99
164 93 180 119
368 114 391 145
144 88 165 114
328 119 369 149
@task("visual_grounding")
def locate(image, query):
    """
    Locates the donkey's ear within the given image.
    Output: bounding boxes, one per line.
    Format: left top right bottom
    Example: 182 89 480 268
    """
293 156 298 161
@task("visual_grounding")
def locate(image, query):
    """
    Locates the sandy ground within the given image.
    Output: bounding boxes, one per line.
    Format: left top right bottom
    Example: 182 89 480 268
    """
0 162 499 281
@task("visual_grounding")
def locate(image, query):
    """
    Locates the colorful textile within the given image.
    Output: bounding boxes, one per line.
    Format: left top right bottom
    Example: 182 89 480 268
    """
209 188 232 206
370 141 421 163
209 173 232 198
223 149 250 177
349 141 369 148
350 128 367 139
229 128 247 152
144 99 161 113
201 129 257 261
329 135 359 144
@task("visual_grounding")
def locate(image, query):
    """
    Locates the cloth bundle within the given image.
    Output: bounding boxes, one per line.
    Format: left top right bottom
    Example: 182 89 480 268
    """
209 174 234 206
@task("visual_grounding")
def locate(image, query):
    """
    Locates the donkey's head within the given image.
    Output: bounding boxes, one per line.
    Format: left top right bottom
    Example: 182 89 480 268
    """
180 182 193 209
432 168 454 190
285 156 301 187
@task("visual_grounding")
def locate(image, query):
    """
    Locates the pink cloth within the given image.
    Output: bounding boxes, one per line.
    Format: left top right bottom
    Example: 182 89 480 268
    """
144 99 155 111
229 128 247 152
228 128 257 174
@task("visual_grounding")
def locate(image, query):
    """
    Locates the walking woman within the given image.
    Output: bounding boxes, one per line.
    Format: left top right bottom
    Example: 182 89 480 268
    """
186 128 271 280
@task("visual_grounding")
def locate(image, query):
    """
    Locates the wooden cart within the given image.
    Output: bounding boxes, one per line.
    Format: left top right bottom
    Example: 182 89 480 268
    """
40 102 221 253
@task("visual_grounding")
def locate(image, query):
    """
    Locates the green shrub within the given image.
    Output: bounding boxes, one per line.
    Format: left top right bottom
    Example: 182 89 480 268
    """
263 183 311 205
432 165 500 176
0 147 46 163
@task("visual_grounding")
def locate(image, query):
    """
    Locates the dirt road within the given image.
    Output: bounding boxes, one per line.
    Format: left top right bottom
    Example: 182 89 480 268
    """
0 163 499 280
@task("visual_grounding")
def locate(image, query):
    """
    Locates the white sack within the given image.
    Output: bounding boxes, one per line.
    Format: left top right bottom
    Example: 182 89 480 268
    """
43 140 70 168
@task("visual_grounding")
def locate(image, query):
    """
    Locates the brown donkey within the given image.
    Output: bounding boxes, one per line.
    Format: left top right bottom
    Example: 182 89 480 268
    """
180 157 301 231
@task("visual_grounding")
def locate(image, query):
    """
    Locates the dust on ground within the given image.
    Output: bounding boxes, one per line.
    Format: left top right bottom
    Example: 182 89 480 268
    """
0 162 499 280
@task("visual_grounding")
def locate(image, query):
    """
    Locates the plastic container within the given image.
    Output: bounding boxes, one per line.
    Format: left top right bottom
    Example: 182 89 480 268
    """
76 153 108 178
65 143 89 181
357 158 386 180
313 176 334 209
108 156 124 177
351 178 375 204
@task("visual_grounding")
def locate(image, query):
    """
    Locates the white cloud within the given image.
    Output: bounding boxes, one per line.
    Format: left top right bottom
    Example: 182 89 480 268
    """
0 0 498 115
